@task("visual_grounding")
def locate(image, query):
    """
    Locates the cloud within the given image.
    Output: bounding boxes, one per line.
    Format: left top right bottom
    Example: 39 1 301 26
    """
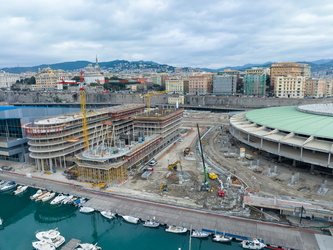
1 0 333 69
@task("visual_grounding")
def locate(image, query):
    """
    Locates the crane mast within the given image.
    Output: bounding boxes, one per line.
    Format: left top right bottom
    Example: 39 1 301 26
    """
79 87 89 150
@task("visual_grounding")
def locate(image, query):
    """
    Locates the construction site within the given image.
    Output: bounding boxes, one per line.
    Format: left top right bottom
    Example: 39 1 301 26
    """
19 90 333 228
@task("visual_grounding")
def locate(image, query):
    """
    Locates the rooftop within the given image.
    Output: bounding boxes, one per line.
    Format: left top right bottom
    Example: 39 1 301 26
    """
245 105 333 140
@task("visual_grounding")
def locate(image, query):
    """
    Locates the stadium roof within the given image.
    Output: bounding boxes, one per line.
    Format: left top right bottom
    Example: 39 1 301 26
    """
245 106 333 139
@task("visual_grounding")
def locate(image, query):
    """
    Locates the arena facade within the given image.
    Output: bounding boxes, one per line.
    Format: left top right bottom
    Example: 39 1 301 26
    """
229 103 333 173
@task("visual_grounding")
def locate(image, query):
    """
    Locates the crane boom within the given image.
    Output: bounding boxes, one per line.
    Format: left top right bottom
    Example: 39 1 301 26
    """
139 90 169 109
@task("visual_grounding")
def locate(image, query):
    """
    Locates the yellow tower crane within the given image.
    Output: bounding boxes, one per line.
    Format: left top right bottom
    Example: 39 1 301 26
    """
139 90 169 109
79 87 89 150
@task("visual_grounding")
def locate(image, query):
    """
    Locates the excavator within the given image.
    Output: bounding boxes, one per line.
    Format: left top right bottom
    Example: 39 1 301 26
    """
167 160 182 171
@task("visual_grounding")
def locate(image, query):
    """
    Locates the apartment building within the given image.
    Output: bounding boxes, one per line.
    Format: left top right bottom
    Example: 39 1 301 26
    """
270 62 310 87
165 79 189 94
188 74 213 95
274 76 306 98
243 67 270 96
213 75 237 95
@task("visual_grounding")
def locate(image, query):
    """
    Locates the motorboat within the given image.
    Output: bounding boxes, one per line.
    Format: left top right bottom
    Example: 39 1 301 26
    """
50 194 66 205
13 185 28 195
165 226 187 234
79 206 95 213
0 181 17 192
30 190 43 200
122 215 139 224
100 210 115 219
241 238 266 249
191 230 209 238
36 228 61 241
76 243 101 250
143 219 159 228
32 240 56 250
62 195 74 205
0 218 3 226
36 228 65 248
42 192 56 202
212 233 232 243
35 191 50 201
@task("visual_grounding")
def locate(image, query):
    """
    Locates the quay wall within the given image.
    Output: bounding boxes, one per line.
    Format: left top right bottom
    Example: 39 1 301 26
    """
0 91 331 108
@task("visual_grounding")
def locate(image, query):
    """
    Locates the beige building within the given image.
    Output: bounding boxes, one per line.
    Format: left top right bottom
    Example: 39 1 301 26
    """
188 74 213 95
33 67 72 90
165 79 189 94
274 76 306 98
0 71 20 89
168 95 185 105
305 78 327 98
270 62 310 87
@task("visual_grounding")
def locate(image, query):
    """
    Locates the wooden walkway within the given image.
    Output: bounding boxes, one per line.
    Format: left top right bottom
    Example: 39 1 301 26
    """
0 172 320 250
61 238 81 250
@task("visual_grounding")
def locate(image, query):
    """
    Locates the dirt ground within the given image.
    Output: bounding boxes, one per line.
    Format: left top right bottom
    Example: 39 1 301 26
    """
109 110 333 216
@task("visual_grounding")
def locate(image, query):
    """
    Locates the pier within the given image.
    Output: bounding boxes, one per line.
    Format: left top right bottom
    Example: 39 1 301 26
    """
61 238 81 250
0 171 321 250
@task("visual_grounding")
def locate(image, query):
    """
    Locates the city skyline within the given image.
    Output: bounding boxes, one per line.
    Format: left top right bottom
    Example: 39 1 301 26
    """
1 0 333 69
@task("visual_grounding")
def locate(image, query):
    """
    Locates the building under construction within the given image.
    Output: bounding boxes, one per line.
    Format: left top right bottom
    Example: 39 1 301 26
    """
23 104 183 183
74 107 184 183
22 104 145 172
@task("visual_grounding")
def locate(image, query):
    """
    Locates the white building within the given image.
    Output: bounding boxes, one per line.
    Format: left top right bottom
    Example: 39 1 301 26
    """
0 71 20 89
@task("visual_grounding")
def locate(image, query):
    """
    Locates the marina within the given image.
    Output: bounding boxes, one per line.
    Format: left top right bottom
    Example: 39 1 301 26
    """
0 171 321 249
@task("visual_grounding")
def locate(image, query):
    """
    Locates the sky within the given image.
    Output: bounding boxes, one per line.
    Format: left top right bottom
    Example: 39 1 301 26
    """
1 0 333 69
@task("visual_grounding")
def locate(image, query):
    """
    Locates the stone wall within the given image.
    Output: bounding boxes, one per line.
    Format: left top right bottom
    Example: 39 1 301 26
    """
0 91 331 108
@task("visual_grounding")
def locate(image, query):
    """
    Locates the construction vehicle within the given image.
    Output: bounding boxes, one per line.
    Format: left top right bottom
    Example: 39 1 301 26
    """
183 147 190 156
196 123 209 191
159 184 168 191
209 173 218 180
217 190 225 197
168 160 182 171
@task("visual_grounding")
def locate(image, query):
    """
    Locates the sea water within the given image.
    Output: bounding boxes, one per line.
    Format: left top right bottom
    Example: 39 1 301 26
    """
0 188 242 250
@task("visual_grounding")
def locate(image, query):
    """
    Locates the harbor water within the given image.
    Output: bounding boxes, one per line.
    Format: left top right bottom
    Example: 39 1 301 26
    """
0 188 243 250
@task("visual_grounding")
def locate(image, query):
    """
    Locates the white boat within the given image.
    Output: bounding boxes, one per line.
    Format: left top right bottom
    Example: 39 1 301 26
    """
62 195 74 204
50 194 66 205
30 190 43 200
0 181 16 192
36 228 61 241
143 219 159 228
35 191 50 201
191 230 209 238
36 228 65 248
100 210 115 219
0 218 3 226
13 185 28 195
165 226 187 234
32 240 56 250
79 206 95 213
241 238 266 249
122 215 139 224
42 192 56 202
76 243 101 250
212 233 232 243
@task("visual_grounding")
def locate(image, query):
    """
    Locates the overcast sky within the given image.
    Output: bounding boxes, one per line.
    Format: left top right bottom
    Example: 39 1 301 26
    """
1 0 333 69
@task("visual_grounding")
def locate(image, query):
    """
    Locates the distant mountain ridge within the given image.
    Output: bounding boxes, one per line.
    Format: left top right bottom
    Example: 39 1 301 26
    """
1 59 333 74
